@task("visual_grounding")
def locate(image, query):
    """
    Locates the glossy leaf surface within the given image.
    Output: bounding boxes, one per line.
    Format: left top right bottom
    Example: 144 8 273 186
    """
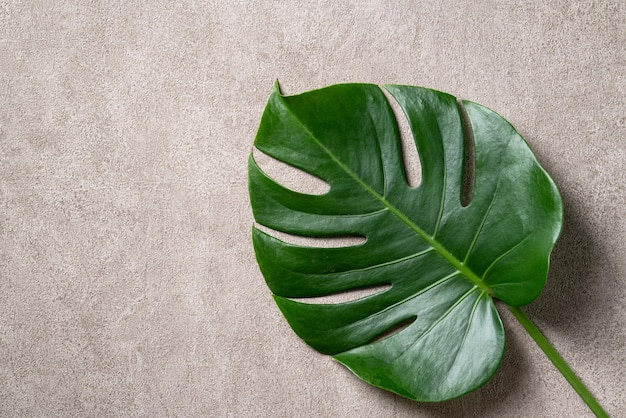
249 83 563 401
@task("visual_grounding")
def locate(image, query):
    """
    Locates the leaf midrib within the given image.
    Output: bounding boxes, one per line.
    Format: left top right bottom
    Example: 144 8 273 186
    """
279 92 492 296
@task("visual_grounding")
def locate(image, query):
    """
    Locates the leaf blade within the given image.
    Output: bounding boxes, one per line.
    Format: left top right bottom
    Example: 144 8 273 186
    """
249 83 563 401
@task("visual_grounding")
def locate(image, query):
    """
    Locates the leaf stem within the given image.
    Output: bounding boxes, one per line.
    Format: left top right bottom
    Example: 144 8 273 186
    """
506 305 608 418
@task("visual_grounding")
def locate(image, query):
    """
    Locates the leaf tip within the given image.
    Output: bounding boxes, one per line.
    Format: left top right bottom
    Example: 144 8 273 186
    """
272 79 282 96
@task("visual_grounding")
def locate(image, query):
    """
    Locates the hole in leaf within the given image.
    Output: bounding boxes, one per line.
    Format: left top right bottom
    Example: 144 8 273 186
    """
252 148 330 195
383 89 422 187
289 284 392 305
457 100 475 207
255 224 366 248
368 316 417 344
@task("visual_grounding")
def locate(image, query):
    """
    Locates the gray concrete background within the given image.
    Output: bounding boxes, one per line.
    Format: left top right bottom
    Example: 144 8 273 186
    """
1 1 624 416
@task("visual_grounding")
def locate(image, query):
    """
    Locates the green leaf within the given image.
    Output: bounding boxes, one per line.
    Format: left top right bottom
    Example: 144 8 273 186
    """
248 83 563 402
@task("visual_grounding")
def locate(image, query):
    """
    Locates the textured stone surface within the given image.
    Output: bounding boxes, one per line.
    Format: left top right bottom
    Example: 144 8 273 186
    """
1 1 624 416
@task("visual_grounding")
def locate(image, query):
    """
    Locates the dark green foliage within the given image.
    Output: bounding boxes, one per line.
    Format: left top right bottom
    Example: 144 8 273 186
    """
249 83 562 401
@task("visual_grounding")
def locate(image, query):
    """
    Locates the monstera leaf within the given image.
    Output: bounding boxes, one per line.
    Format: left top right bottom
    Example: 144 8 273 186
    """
248 83 563 402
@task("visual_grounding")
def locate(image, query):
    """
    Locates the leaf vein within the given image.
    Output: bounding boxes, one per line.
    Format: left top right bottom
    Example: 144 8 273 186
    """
446 291 485 379
317 247 434 276
343 271 462 340
395 286 479 361
481 234 533 280
463 186 499 264
432 141 447 238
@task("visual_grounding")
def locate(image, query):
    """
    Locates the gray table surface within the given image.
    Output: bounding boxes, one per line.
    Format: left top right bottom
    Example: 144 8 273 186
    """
1 1 624 416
